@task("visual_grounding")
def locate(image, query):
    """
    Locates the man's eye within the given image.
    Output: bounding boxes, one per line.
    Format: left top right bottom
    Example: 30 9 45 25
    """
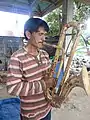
39 33 43 36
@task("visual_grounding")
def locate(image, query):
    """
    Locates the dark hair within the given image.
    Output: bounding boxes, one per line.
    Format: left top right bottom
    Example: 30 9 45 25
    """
24 17 49 40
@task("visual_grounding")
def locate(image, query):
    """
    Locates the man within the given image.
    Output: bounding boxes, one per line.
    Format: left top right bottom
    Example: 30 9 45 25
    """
6 18 53 120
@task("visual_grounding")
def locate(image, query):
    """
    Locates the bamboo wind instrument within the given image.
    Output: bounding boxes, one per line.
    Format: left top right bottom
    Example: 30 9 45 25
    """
43 21 90 108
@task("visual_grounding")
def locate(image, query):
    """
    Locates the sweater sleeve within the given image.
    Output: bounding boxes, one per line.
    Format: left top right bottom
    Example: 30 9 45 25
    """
6 55 43 96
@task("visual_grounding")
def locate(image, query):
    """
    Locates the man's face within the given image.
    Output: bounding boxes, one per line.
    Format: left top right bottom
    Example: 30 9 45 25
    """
29 27 47 49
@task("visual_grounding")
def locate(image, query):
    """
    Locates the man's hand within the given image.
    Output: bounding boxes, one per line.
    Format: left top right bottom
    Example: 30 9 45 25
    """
42 70 57 90
44 78 56 89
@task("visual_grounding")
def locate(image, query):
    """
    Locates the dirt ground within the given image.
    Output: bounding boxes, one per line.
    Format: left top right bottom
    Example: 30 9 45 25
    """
0 84 13 99
0 84 90 120
52 88 90 120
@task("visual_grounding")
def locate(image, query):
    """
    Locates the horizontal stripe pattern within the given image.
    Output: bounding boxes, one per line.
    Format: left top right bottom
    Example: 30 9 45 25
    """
20 93 51 119
21 105 51 120
7 47 51 120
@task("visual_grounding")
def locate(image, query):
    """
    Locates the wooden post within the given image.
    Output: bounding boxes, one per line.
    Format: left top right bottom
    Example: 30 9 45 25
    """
62 0 74 70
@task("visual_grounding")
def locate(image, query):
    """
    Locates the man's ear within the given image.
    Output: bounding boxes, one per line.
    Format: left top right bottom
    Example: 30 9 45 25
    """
25 31 31 40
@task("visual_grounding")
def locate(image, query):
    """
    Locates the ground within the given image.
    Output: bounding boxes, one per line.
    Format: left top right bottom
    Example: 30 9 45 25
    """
0 84 90 120
52 88 90 120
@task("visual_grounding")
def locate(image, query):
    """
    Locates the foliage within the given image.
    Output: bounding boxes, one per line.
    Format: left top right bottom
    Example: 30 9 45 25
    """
44 1 90 37
74 1 90 22
43 7 62 36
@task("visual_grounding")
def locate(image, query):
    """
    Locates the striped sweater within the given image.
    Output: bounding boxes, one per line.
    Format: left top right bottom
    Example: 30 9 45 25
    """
6 47 52 120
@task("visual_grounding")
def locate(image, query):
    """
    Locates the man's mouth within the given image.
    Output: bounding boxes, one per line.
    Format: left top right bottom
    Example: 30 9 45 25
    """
38 42 43 44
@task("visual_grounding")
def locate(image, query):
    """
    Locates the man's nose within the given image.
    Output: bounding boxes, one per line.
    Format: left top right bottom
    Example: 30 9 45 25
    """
41 35 45 41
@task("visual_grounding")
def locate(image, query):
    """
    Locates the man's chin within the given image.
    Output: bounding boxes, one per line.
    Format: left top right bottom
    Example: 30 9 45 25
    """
38 43 43 48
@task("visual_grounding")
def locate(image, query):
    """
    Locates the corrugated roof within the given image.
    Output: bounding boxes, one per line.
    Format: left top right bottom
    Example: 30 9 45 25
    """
0 0 62 16
0 0 90 17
